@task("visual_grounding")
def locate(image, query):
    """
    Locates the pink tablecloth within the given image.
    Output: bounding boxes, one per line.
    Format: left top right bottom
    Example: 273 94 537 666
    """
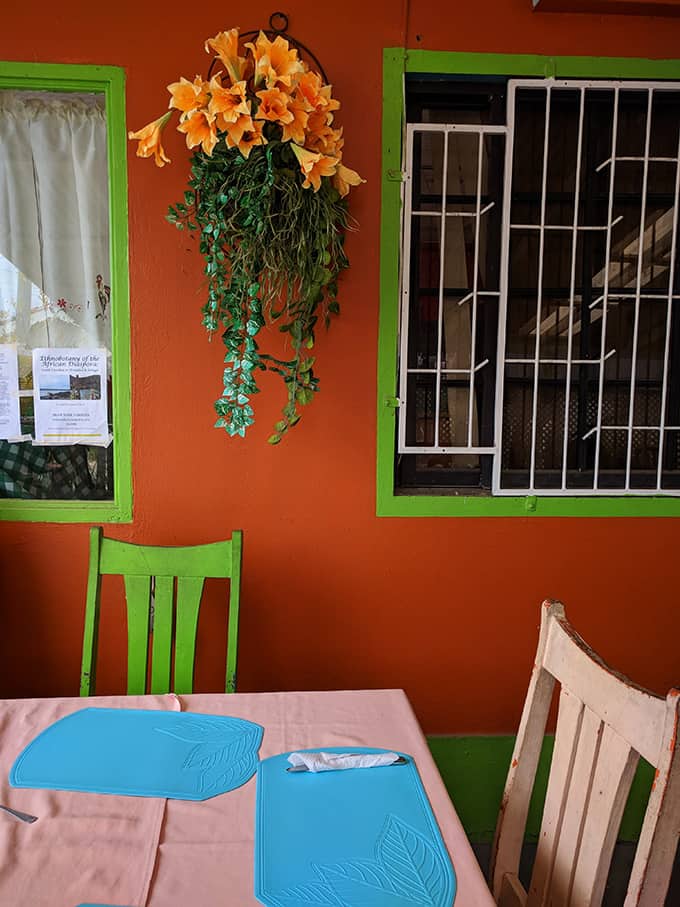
0 689 494 907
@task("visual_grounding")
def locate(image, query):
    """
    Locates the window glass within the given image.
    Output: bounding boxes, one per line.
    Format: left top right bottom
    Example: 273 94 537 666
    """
396 76 680 497
0 62 129 521
0 90 113 500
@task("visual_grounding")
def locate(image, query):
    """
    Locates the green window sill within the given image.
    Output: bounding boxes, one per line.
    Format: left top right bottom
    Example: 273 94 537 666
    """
0 497 132 524
377 489 680 517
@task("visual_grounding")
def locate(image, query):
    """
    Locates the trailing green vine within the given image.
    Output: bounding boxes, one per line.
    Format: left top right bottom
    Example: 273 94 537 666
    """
167 138 351 441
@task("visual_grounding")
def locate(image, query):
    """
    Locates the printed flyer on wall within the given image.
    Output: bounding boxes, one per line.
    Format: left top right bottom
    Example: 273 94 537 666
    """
0 344 21 440
32 348 109 445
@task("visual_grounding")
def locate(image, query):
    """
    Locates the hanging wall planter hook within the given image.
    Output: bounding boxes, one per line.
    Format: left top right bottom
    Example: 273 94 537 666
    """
269 11 289 32
207 12 329 84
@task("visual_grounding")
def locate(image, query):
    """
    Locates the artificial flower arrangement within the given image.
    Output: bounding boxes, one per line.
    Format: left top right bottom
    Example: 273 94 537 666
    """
129 26 363 442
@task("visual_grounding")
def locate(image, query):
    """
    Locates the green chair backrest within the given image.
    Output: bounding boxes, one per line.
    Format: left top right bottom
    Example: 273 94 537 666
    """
79 527 243 696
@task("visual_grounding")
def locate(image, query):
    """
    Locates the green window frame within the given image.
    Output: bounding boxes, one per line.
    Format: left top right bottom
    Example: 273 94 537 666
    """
0 61 131 523
378 48 680 517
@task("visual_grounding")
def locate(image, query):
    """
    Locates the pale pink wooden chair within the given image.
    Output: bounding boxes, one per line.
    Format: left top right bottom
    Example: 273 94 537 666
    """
490 600 680 907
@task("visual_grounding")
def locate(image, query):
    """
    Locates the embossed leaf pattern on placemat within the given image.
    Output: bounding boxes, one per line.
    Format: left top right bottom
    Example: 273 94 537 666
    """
377 815 450 904
315 861 420 906
269 882 343 906
155 716 244 745
273 815 452 907
155 716 261 794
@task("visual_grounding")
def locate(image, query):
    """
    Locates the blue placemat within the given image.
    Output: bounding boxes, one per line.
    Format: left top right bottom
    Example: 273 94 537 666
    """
10 707 263 800
255 747 456 906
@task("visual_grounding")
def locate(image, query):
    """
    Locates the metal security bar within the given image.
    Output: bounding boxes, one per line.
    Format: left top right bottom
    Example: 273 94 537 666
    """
398 123 506 455
494 80 680 496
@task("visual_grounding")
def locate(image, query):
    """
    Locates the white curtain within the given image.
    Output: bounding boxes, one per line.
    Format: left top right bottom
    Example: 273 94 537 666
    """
0 90 111 369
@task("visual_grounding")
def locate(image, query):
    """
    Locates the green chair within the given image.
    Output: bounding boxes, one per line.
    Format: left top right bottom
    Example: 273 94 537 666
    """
79 527 243 696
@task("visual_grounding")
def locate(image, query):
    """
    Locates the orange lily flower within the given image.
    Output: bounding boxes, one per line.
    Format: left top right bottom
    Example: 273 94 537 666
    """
296 71 324 109
325 126 344 157
306 123 344 156
209 76 250 127
167 75 209 118
205 29 247 83
319 84 340 114
307 108 335 137
128 112 172 167
280 96 310 145
305 111 341 155
255 88 294 125
332 162 365 198
296 72 340 116
223 113 254 147
226 120 267 158
178 110 218 156
245 31 304 89
291 143 338 192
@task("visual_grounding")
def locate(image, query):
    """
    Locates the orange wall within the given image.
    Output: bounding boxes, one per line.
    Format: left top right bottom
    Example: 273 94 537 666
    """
2 0 680 733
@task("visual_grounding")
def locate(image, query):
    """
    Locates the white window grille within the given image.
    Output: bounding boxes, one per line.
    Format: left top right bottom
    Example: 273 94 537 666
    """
399 123 506 456
398 78 680 496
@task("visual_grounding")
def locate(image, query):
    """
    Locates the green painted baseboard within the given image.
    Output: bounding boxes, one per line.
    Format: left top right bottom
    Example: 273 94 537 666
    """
427 735 654 845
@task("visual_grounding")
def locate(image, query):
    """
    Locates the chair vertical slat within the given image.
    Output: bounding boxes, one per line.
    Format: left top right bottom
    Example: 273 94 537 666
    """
499 873 528 907
569 724 638 907
150 575 174 694
527 688 586 907
174 576 204 694
225 531 242 693
80 526 103 696
124 574 151 694
626 692 680 907
549 706 604 906
491 603 562 901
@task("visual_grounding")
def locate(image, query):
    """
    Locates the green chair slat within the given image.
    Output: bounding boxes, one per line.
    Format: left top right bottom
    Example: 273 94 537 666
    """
124 574 151 695
98 539 234 577
150 575 174 694
79 529 243 696
80 526 103 697
174 576 205 694
225 531 242 694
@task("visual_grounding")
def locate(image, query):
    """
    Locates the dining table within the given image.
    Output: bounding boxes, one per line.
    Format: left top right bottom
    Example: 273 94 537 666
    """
0 688 495 907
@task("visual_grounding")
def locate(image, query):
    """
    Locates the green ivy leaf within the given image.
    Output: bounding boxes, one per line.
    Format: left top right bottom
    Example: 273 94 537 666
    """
296 387 315 405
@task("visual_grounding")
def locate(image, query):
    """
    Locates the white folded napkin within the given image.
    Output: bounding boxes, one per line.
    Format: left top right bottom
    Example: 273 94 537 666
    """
287 751 401 772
